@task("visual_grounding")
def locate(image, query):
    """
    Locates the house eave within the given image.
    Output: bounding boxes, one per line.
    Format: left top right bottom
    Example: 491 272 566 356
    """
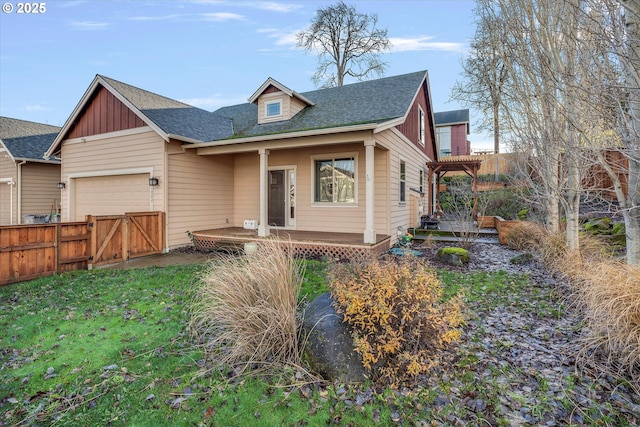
14 157 61 165
186 123 380 150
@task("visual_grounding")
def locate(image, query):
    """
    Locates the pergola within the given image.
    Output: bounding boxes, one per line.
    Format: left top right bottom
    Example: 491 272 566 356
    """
426 156 483 218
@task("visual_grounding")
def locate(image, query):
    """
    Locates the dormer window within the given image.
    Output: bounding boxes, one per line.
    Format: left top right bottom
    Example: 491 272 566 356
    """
249 78 314 124
266 100 282 118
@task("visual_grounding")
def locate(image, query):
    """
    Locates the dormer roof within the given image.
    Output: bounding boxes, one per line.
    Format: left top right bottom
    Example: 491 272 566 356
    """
248 77 315 106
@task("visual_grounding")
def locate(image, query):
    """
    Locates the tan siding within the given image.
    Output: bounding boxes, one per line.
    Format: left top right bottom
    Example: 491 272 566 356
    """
290 97 307 117
374 147 389 235
0 154 17 225
376 129 429 242
167 147 234 247
230 140 392 237
20 163 61 217
257 92 291 123
60 129 165 222
233 153 259 226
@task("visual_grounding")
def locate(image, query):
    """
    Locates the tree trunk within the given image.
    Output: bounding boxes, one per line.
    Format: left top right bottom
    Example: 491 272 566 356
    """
621 0 640 265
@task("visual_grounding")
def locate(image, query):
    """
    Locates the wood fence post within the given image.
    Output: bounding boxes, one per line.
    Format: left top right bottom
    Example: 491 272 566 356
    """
87 215 95 270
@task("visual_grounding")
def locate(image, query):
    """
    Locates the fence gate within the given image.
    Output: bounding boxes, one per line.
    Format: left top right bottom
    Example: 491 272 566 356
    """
87 212 165 267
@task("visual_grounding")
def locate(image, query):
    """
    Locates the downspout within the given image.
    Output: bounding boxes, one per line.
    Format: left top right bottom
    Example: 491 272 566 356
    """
16 161 26 224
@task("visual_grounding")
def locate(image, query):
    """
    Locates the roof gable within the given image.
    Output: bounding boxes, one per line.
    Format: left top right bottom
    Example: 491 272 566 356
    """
47 75 234 157
0 117 61 162
248 77 314 106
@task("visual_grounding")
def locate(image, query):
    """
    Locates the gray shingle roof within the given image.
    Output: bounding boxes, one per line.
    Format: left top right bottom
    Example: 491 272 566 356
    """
215 70 428 139
99 75 233 142
0 117 61 161
434 109 469 126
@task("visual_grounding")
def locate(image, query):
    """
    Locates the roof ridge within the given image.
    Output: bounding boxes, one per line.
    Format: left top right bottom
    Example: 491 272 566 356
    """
97 74 200 110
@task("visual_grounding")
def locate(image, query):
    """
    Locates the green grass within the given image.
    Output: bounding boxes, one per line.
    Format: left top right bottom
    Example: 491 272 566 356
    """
0 260 635 426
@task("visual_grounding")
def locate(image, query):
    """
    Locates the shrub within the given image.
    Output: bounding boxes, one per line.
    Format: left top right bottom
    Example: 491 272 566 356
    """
505 221 547 251
328 257 464 387
505 222 640 376
189 239 304 370
574 261 640 373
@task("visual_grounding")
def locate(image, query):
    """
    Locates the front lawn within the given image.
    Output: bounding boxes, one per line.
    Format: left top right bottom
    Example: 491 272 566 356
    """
0 258 637 426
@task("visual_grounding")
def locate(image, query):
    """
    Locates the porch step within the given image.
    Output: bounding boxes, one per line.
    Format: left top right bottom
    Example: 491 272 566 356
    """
410 228 498 238
415 235 500 244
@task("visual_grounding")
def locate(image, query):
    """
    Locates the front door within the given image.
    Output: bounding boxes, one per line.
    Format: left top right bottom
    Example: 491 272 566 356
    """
268 169 295 228
268 170 286 226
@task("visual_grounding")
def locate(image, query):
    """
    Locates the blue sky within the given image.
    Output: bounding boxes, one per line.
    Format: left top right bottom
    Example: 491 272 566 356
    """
0 0 493 150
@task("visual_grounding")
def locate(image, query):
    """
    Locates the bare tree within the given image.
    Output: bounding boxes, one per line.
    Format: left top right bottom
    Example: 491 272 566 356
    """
471 0 640 264
296 1 390 88
451 1 509 181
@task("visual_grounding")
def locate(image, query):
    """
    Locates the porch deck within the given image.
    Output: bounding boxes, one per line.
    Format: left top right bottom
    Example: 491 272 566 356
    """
190 227 391 260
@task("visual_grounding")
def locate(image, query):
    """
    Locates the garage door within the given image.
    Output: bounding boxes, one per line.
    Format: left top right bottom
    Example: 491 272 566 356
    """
74 174 150 221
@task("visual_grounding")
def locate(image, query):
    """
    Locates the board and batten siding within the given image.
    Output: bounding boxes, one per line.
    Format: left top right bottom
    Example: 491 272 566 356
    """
66 86 146 139
60 128 165 222
20 163 61 217
167 144 234 247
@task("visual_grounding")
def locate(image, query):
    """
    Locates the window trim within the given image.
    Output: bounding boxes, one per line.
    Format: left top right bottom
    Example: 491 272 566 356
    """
310 152 358 207
418 106 425 146
265 100 282 118
399 158 406 204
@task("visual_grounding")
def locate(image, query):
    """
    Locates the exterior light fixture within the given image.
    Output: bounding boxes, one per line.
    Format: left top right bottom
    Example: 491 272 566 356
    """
56 182 66 189
149 177 159 186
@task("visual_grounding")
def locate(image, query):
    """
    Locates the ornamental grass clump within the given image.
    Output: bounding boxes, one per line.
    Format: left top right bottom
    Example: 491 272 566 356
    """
189 239 304 371
575 260 640 374
329 256 464 387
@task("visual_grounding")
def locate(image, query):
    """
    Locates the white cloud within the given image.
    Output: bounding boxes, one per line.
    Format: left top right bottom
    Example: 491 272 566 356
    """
128 14 184 21
179 94 249 110
250 2 303 13
25 104 49 112
390 36 465 53
258 28 300 47
200 12 245 22
68 21 110 30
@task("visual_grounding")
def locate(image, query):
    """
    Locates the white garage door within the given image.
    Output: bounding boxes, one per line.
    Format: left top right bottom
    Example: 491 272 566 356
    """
74 174 150 221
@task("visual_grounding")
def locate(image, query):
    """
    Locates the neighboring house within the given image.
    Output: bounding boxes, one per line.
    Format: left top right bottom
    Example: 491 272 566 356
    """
0 117 61 225
434 109 470 157
46 70 438 250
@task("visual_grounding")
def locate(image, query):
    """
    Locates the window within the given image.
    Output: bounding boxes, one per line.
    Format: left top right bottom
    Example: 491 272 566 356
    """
313 157 356 203
266 100 281 117
419 169 424 194
436 126 451 157
418 106 425 146
400 160 406 203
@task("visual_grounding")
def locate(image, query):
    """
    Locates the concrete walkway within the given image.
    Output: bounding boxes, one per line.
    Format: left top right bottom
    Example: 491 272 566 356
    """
101 251 215 269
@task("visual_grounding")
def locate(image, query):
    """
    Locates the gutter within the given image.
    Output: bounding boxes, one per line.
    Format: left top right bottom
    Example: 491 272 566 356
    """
185 123 380 149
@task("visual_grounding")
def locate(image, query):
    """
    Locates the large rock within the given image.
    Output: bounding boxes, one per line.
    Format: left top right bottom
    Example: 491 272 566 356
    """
301 293 366 383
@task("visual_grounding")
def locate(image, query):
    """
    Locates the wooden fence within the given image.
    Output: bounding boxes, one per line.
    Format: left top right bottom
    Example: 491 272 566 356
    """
443 153 517 177
0 212 164 285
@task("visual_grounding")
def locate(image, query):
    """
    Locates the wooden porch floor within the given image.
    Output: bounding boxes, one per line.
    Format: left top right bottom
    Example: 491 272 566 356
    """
190 227 391 259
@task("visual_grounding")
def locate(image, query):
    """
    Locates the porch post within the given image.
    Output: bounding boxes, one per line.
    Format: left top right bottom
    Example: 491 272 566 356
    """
258 148 270 237
364 139 376 244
